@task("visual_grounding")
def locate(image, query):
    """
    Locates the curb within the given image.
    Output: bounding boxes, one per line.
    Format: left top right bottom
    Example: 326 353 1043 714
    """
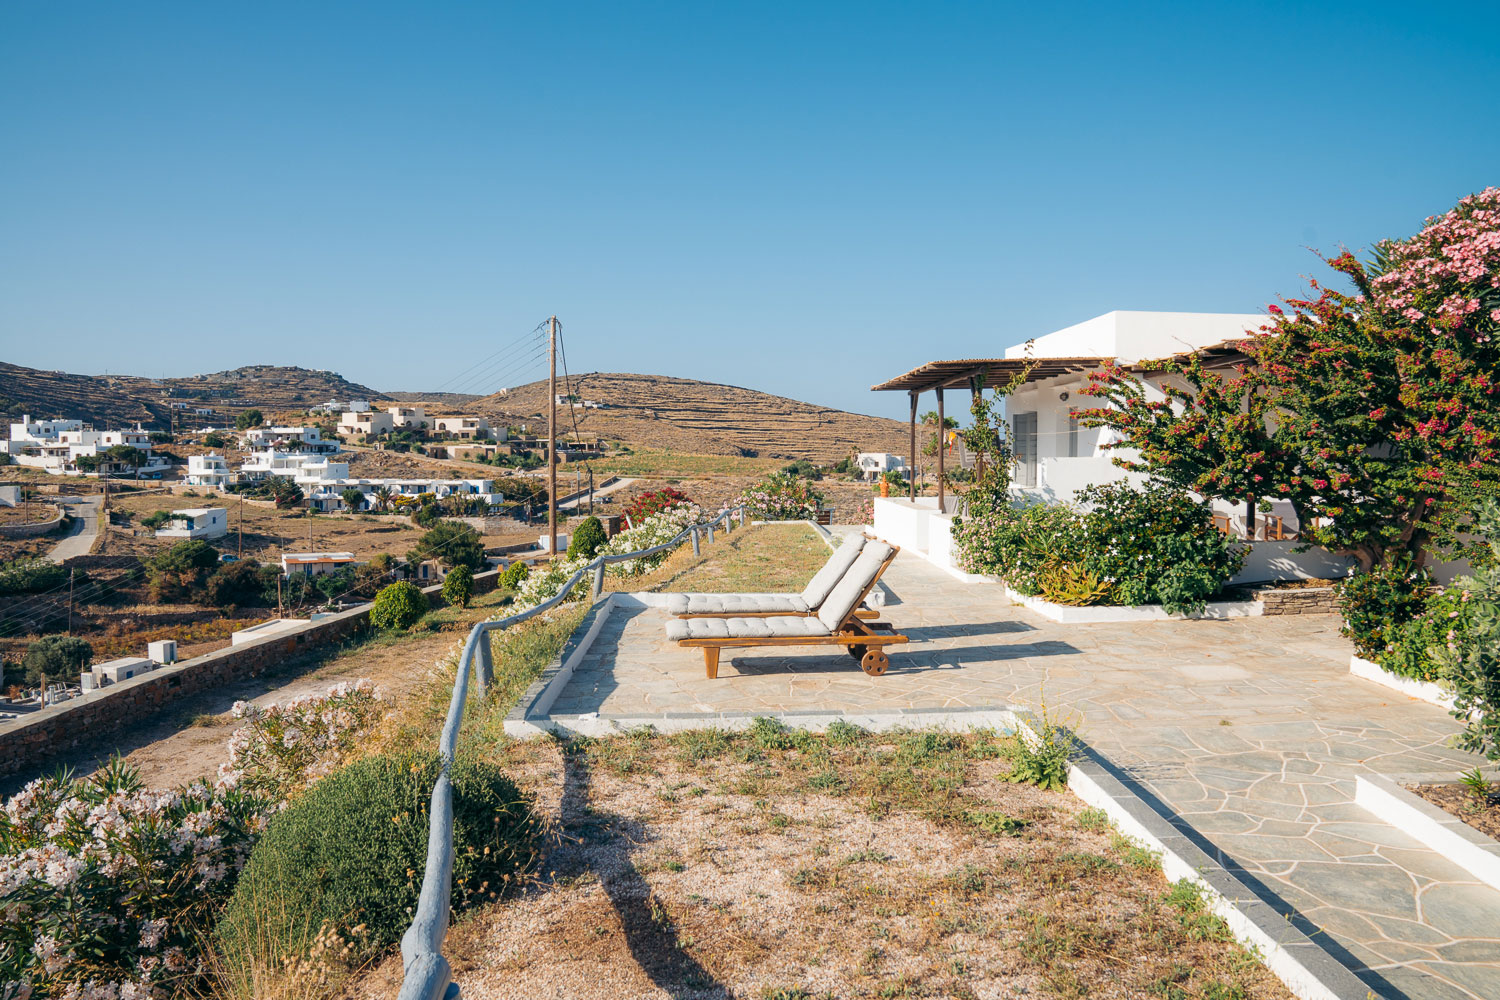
1356 774 1500 893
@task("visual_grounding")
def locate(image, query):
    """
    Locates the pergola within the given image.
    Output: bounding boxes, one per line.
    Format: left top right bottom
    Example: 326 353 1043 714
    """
869 356 1107 507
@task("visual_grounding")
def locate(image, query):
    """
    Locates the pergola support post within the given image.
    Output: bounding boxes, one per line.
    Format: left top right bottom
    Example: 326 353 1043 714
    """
936 388 945 511
908 391 918 501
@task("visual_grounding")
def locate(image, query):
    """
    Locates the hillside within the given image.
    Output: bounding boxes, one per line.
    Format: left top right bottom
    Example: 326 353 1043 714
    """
0 362 386 431
469 372 909 463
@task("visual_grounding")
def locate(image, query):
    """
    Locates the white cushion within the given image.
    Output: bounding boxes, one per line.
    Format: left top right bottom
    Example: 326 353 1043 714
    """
800 534 867 608
817 540 894 631
666 616 832 641
665 592 810 615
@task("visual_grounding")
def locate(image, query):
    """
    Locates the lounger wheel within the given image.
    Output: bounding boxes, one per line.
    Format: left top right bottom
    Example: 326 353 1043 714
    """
860 649 890 676
846 643 868 661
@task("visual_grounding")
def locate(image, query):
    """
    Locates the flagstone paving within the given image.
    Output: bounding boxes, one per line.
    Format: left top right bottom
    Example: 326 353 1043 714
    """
552 541 1500 999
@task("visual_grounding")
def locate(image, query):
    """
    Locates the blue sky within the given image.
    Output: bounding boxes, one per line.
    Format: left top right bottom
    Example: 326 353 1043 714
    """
1 2 1497 420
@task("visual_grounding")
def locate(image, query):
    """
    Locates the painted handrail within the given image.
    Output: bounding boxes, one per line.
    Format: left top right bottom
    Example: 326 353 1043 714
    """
397 505 747 1000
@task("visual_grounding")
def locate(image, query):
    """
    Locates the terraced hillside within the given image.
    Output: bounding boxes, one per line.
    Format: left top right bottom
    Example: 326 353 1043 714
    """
472 372 908 463
0 362 386 431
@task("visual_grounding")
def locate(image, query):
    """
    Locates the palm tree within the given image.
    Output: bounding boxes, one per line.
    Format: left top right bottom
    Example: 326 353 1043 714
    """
372 486 394 512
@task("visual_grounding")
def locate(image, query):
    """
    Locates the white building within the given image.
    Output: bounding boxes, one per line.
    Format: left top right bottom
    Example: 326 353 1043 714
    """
240 452 350 486
339 410 395 439
184 453 237 488
305 476 502 512
1000 311 1265 516
312 398 369 414
155 507 229 540
856 453 906 480
281 551 361 576
240 425 340 454
4 415 170 477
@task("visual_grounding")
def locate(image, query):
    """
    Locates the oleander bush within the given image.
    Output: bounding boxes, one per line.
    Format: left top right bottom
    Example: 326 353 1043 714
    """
214 753 536 992
1441 500 1500 762
0 758 270 998
737 471 825 521
220 680 386 800
370 581 427 631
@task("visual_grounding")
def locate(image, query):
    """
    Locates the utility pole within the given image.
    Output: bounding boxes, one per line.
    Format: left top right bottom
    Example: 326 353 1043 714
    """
67 569 75 634
238 496 244 559
548 315 558 557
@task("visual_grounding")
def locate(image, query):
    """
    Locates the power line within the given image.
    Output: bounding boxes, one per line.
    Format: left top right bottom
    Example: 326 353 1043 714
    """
449 345 548 399
444 339 548 398
430 322 547 394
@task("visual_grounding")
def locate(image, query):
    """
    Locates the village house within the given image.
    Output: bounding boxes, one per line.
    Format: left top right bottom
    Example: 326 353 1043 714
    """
430 415 493 439
240 425 341 455
184 453 237 488
154 507 229 540
280 551 361 576
338 409 395 439
3 415 171 477
856 453 906 481
387 405 427 430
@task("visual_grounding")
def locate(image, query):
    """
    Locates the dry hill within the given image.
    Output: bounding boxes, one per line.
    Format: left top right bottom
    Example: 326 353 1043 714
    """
0 362 386 431
468 372 908 463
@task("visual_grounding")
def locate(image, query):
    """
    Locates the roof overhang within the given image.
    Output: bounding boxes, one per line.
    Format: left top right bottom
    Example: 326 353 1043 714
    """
870 357 1110 393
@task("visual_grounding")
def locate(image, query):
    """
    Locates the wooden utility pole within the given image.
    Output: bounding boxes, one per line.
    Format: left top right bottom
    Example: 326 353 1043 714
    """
238 496 244 558
67 569 75 634
548 315 559 557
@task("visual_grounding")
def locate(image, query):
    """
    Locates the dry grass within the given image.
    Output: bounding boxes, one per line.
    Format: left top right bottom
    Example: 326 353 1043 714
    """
351 724 1291 1000
609 522 830 596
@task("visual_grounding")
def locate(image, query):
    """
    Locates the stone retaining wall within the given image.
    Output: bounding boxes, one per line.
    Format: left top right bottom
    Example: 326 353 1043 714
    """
0 569 499 780
0 507 64 538
1253 586 1338 615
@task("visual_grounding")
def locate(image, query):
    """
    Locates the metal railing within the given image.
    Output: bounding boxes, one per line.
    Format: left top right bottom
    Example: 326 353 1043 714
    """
397 504 748 1000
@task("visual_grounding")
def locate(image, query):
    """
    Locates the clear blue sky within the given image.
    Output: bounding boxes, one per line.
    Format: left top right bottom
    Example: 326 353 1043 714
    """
2 2 1496 420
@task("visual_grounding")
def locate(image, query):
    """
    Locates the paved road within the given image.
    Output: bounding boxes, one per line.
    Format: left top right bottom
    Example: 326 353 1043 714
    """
559 477 635 511
560 538 1499 1000
44 496 101 562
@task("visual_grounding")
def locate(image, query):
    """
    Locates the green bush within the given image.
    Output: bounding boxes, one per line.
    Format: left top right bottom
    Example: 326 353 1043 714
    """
408 521 486 572
0 557 67 595
21 634 94 687
567 516 608 560
370 581 427 630
499 560 530 590
203 431 229 448
214 753 535 985
1075 481 1243 615
1338 558 1434 663
1441 499 1500 763
442 564 474 609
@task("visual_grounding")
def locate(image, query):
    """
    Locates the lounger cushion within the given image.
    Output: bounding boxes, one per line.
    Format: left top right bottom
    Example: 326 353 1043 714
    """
800 534 867 608
817 540 895 631
665 592 810 615
667 616 832 641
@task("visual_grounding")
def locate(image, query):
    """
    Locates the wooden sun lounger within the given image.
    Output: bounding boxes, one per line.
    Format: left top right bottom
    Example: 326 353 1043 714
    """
666 540 908 678
668 532 880 620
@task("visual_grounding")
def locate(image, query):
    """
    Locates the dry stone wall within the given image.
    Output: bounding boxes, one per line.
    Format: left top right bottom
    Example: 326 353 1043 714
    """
1253 586 1339 616
0 568 499 779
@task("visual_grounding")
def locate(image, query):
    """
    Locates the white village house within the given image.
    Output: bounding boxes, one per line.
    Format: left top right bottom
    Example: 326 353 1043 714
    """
3 415 171 477
154 507 229 540
856 453 906 481
280 551 361 576
869 310 1357 585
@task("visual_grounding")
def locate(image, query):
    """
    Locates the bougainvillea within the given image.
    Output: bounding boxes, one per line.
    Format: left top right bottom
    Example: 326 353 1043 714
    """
622 487 692 527
1080 188 1500 570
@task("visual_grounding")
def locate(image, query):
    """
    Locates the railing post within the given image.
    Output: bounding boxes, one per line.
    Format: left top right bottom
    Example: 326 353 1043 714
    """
707 523 715 544
691 526 701 557
739 507 746 528
592 560 606 598
474 631 493 695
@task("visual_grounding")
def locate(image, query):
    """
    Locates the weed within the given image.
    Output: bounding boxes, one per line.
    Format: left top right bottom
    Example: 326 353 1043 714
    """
825 718 865 747
1163 879 1233 942
965 810 1028 837
840 849 891 866
1110 832 1162 872
1074 806 1110 831
675 726 732 762
1003 708 1078 791
1459 766 1494 806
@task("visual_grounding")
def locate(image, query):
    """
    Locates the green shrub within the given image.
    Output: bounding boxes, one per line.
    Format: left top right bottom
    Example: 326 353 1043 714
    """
20 634 94 687
1441 499 1500 763
1004 713 1077 791
442 564 474 609
0 557 67 594
370 581 427 630
203 431 229 448
1338 558 1435 664
214 753 536 986
567 516 607 560
499 560 530 590
1075 480 1243 615
408 521 486 572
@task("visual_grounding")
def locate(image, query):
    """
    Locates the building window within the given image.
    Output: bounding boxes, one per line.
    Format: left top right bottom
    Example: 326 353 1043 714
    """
1067 413 1079 458
1011 412 1038 487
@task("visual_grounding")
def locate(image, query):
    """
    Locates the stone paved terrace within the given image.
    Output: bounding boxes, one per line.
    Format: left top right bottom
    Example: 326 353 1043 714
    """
551 532 1500 1000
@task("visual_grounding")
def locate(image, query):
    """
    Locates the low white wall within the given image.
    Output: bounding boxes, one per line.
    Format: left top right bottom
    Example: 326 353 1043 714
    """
1006 587 1261 623
1229 540 1357 586
872 497 938 554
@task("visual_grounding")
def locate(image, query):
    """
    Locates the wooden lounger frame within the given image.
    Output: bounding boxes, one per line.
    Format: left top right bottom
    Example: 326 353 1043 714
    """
676 543 908 678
